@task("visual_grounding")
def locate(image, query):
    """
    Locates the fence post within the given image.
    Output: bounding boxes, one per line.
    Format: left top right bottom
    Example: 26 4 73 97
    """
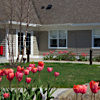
90 49 92 65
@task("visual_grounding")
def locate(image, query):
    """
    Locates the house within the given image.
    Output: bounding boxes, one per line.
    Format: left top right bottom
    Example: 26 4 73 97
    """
0 0 100 61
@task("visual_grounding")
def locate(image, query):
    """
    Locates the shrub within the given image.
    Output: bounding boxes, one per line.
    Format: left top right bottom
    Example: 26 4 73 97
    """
93 55 100 62
78 53 88 61
43 51 55 60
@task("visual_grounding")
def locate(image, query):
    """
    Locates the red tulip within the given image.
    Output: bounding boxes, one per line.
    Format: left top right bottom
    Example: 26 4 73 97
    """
54 72 60 77
80 85 87 94
15 72 23 82
24 69 29 75
0 77 2 82
7 72 14 81
73 85 81 93
47 67 53 72
29 64 35 67
90 80 99 93
31 67 38 73
0 69 3 76
4 68 14 76
9 68 14 73
26 77 31 84
4 69 10 75
3 93 9 98
38 61 44 67
17 66 24 72
26 67 32 71
37 66 44 72
2 69 6 76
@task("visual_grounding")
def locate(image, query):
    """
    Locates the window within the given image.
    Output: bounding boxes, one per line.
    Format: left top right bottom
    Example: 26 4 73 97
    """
93 29 100 48
49 30 67 48
18 32 24 55
26 33 31 54
18 32 31 55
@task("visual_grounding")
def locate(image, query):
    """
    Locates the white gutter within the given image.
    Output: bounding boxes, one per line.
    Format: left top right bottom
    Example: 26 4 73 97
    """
1 21 100 27
0 21 42 27
41 23 100 27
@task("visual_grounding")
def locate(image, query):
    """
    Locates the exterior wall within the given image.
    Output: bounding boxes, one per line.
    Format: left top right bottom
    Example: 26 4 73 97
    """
34 30 93 56
0 29 6 56
68 30 92 55
33 31 39 55
8 29 16 57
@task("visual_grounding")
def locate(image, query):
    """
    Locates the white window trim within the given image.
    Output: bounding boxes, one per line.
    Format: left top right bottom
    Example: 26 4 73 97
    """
48 30 68 49
16 30 34 58
92 29 100 49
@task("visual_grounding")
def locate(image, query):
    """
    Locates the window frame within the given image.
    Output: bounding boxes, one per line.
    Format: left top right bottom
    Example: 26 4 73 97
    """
16 30 33 57
92 29 100 49
48 30 68 49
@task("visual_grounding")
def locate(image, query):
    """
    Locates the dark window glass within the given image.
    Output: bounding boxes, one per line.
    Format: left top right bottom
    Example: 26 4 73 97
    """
18 32 23 55
59 39 66 47
94 38 100 47
26 33 31 54
50 39 57 47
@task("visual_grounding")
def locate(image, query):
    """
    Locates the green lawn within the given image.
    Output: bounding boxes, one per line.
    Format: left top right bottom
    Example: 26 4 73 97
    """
0 62 100 88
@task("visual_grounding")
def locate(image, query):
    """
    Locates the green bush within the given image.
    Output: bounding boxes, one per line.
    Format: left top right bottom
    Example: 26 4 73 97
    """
79 56 88 61
93 56 100 62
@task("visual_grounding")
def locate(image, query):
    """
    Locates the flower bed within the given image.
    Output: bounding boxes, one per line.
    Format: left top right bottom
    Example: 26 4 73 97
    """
0 61 60 100
43 50 88 61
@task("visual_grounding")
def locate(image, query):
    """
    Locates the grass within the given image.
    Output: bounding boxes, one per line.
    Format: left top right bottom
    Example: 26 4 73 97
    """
0 62 100 88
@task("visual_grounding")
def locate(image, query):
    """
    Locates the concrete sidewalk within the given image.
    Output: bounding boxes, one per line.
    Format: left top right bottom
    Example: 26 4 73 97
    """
52 88 71 100
43 60 100 65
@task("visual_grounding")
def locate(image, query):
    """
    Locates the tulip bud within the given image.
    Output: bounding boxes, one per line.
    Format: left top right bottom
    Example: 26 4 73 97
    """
26 77 31 84
3 93 9 98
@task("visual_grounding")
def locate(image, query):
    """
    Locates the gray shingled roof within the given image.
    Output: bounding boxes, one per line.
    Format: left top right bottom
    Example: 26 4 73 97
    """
0 0 100 25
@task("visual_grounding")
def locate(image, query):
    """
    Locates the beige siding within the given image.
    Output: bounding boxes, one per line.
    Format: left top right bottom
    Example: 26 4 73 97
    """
8 30 16 56
33 31 39 55
34 30 93 56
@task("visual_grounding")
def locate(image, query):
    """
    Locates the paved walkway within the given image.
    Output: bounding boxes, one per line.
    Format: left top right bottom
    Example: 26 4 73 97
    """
52 88 71 100
43 60 100 65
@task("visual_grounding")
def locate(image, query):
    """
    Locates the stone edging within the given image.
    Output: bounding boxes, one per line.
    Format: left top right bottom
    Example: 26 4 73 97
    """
57 89 73 100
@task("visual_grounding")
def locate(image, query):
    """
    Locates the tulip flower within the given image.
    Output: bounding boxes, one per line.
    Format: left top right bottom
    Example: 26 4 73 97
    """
73 85 83 100
3 93 9 99
26 67 32 71
73 85 81 94
4 68 14 76
0 69 3 76
38 61 44 67
37 66 44 72
54 72 60 77
90 80 100 100
17 66 24 72
90 80 99 93
29 64 35 67
31 67 38 73
47 67 53 72
15 72 23 82
7 72 14 81
24 69 29 75
9 68 14 73
26 77 31 84
80 85 87 94
4 69 10 75
7 72 14 89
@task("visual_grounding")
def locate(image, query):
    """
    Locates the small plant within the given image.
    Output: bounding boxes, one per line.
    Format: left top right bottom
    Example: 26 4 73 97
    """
79 53 88 61
93 55 100 62
43 51 55 60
